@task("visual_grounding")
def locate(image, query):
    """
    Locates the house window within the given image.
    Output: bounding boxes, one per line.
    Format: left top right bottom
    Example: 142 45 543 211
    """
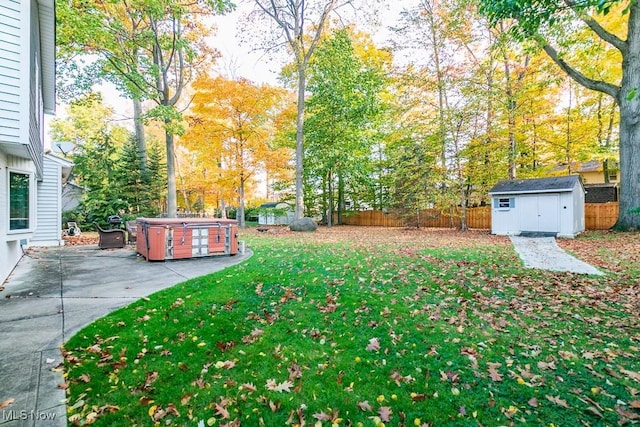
495 197 515 209
9 171 31 231
609 171 617 181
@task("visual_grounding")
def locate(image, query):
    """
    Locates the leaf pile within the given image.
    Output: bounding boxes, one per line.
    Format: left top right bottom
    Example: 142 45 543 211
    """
63 227 640 425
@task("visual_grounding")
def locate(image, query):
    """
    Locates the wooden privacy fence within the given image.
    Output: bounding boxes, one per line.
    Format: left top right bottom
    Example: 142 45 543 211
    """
584 202 618 230
341 203 618 230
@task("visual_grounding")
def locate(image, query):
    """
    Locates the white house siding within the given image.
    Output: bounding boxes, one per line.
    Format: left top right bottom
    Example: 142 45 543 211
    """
0 0 53 283
31 155 63 246
0 153 31 283
28 0 43 177
0 0 22 145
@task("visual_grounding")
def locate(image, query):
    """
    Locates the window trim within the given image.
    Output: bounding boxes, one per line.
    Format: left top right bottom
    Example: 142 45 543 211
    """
7 168 35 235
494 197 515 210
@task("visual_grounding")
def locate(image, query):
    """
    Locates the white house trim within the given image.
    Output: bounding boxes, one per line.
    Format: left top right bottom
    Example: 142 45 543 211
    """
0 0 55 283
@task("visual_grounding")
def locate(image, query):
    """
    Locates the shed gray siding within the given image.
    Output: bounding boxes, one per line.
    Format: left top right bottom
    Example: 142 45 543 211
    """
489 175 585 238
0 0 22 144
32 155 61 244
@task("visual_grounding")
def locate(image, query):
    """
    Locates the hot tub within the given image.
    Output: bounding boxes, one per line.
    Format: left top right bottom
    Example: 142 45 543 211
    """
136 218 238 261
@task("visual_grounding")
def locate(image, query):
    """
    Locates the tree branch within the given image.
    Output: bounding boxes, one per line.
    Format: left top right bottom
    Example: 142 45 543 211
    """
542 42 620 100
564 0 627 52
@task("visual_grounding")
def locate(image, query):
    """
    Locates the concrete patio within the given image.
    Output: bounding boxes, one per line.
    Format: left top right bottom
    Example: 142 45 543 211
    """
0 244 251 426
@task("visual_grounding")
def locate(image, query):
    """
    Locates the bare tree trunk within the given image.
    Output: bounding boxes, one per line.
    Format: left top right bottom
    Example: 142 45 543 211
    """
238 175 246 228
294 63 306 220
502 46 517 180
424 0 448 171
338 171 344 225
565 80 573 174
500 23 529 180
327 169 333 228
175 153 190 213
133 98 147 172
166 127 177 217
220 198 227 219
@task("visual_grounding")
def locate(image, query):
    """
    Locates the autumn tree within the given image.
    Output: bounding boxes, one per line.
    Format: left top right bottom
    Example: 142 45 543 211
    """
113 136 166 218
56 0 234 218
51 93 167 224
50 93 130 225
305 28 389 226
478 0 640 228
393 0 486 228
57 0 150 172
183 76 294 227
248 0 362 221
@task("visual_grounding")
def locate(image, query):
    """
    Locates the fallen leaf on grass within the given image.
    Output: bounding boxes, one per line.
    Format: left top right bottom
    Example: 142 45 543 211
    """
620 368 640 383
390 370 414 386
528 397 538 407
357 401 372 411
546 395 570 408
379 406 392 422
313 412 332 421
616 405 640 422
630 400 640 409
558 350 578 360
266 379 293 393
181 394 192 406
411 393 427 402
487 362 503 382
366 338 380 352
585 406 604 418
214 402 230 419
144 371 159 389
488 367 503 382
537 360 556 371
240 383 257 392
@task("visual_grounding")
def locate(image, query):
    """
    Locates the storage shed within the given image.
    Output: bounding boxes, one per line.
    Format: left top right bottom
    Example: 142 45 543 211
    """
488 175 585 238
258 202 294 225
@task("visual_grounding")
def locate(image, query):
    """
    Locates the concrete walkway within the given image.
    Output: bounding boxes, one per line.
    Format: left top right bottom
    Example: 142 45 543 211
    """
509 236 603 275
0 245 251 427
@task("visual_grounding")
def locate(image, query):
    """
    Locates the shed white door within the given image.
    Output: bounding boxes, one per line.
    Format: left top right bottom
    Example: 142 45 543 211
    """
519 194 559 233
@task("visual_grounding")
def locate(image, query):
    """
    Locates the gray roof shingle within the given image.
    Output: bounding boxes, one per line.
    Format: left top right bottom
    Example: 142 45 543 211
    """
489 175 581 195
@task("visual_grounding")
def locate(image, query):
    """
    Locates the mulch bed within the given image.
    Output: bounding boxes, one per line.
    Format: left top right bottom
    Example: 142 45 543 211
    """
63 234 99 246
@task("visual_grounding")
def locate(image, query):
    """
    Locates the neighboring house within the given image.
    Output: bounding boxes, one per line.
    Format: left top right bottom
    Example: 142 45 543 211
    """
30 153 73 246
258 202 294 225
0 0 55 283
62 181 83 212
555 160 619 184
489 175 585 238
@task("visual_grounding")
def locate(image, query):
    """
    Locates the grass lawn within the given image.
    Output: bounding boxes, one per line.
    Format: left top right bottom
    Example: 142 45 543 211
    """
63 227 640 426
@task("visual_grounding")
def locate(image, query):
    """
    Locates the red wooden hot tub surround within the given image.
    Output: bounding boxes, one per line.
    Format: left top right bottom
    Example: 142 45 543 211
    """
136 218 238 261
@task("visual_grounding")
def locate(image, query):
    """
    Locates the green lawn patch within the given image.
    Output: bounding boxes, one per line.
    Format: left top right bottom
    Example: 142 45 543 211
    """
63 229 640 426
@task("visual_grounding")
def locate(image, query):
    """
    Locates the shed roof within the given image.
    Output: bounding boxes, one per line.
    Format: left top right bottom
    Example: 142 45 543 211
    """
259 202 292 210
489 175 582 195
